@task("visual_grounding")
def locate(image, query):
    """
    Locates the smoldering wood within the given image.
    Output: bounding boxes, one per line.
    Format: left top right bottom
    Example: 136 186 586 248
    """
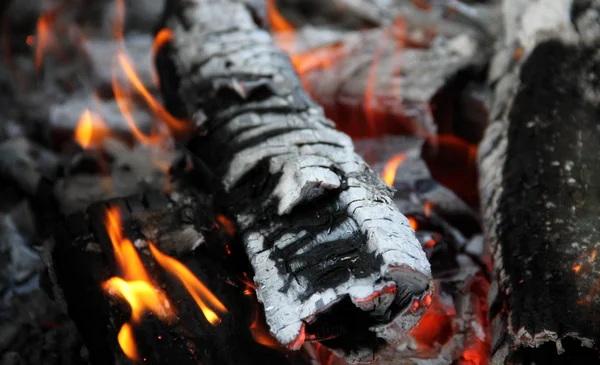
44 190 310 365
156 0 432 361
479 0 600 363
285 12 490 138
354 136 480 238
275 0 502 35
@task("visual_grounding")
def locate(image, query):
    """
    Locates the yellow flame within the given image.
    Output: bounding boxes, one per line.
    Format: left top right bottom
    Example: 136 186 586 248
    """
149 243 227 325
382 153 406 186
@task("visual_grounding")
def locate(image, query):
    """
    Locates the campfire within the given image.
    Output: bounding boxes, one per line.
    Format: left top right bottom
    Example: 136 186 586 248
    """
1 0 599 365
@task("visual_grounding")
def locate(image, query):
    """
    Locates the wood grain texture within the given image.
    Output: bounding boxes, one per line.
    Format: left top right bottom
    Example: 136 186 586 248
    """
479 0 600 363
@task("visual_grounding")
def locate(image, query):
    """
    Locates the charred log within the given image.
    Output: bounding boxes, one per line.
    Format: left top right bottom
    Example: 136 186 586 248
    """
156 0 432 362
479 0 600 363
44 190 309 365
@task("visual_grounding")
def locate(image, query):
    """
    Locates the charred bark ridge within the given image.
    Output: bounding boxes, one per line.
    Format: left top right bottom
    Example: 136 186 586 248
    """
45 190 309 365
479 0 600 363
156 0 432 361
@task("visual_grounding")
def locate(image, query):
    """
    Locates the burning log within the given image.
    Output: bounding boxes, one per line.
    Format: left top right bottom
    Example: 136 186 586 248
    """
479 0 600 363
156 0 432 361
44 190 310 365
269 1 493 139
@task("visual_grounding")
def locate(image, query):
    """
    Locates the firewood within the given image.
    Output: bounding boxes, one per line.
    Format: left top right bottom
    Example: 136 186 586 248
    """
479 0 600 363
44 190 310 365
156 0 432 361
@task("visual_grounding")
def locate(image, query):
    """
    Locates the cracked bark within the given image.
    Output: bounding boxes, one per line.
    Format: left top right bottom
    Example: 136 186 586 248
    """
156 0 432 362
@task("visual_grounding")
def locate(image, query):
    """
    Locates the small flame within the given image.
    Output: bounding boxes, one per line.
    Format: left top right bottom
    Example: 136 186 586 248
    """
149 243 227 325
152 29 174 86
250 304 281 348
102 207 174 361
382 153 406 186
74 109 111 148
34 13 53 70
408 217 418 230
573 264 582 274
117 53 189 134
153 29 173 58
266 0 295 32
117 323 138 361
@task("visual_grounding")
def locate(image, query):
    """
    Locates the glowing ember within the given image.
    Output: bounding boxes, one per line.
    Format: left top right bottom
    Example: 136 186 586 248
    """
410 284 455 350
216 214 236 237
382 153 406 186
266 0 295 32
149 243 227 325
74 109 111 149
424 201 432 217
102 207 174 361
573 264 582 274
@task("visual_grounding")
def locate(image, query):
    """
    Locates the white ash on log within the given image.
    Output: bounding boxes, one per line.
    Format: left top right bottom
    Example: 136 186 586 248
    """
479 0 600 363
156 0 432 361
44 191 310 365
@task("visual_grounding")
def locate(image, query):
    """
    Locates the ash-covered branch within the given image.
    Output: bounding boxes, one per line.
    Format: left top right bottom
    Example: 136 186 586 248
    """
479 0 600 363
156 0 432 361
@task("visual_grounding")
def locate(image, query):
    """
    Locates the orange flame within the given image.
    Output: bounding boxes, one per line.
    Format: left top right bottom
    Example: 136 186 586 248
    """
382 153 406 186
152 29 174 86
153 28 173 58
408 217 418 231
290 44 343 77
102 207 174 361
34 13 53 70
149 243 227 325
573 264 582 274
117 323 138 361
266 0 295 32
74 109 111 148
117 53 189 134
250 305 281 348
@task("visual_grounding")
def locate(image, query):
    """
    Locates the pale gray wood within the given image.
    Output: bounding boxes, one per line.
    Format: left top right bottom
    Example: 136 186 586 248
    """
158 0 433 360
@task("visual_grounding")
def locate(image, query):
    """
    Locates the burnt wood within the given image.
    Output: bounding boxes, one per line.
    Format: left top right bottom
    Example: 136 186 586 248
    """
155 0 432 362
479 1 600 363
44 190 309 365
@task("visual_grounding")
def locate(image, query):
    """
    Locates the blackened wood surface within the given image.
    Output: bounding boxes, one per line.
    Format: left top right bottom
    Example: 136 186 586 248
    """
478 1 600 363
156 0 432 361
46 191 309 365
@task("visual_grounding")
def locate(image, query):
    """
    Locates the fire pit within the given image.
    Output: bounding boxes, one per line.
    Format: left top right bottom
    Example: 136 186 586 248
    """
1 0 599 365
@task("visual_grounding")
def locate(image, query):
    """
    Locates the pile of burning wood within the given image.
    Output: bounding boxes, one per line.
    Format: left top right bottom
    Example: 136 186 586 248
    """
1 0 599 364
